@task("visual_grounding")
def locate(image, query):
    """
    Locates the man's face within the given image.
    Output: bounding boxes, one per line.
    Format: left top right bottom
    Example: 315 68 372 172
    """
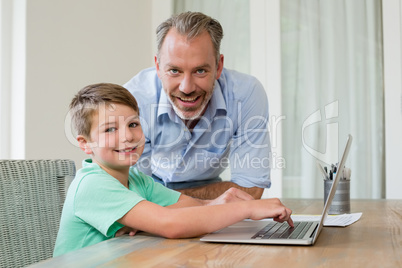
155 29 224 121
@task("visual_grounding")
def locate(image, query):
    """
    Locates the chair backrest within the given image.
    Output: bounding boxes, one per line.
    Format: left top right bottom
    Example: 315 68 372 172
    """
0 159 76 268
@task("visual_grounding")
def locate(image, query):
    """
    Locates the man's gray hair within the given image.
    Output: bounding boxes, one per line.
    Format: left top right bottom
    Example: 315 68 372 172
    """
156 11 224 65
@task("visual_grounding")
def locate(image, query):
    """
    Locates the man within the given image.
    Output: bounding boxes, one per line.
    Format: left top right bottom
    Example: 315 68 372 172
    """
124 11 271 199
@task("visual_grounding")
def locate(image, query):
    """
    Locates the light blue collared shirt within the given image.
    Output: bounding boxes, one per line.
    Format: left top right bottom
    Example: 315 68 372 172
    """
124 67 271 188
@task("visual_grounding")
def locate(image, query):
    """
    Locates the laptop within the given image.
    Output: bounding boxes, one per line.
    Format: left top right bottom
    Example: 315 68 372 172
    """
201 134 353 246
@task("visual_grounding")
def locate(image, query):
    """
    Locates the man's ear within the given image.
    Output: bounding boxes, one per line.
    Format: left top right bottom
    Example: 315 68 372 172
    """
154 55 161 78
216 54 224 80
77 135 93 155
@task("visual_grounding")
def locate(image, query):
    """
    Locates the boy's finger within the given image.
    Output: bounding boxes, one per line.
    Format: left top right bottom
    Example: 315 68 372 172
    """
287 216 294 228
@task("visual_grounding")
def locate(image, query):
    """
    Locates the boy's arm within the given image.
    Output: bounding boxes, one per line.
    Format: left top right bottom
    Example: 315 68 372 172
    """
115 188 253 237
117 197 293 239
166 194 204 208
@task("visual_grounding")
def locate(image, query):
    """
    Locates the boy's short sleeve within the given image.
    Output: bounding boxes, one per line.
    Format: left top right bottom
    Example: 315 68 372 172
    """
53 162 181 257
74 172 145 237
74 167 181 238
128 167 181 206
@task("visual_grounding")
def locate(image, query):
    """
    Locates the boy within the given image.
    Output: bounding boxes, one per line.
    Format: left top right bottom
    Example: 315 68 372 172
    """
53 83 293 257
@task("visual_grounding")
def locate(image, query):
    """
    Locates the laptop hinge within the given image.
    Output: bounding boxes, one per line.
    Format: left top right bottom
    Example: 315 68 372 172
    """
310 224 319 239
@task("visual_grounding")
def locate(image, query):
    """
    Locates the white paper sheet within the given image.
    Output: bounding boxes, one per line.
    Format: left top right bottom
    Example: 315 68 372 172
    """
291 212 363 227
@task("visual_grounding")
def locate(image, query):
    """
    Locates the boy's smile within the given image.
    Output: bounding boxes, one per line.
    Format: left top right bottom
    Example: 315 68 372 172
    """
115 147 137 153
78 103 145 178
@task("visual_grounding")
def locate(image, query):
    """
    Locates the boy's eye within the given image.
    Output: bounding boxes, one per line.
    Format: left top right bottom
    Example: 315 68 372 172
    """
105 127 116 133
129 122 138 128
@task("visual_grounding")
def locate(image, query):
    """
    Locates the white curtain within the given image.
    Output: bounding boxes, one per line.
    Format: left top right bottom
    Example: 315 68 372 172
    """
0 0 12 158
173 0 384 199
281 0 385 198
173 0 250 181
173 0 250 74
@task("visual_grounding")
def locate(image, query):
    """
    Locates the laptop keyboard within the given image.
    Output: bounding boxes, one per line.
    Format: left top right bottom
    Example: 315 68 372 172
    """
251 221 313 239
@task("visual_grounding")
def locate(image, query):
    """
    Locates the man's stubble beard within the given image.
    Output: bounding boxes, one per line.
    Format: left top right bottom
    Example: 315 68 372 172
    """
166 81 215 121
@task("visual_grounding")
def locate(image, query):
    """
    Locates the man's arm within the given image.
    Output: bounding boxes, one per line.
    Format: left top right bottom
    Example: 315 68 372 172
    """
177 181 264 200
227 76 271 198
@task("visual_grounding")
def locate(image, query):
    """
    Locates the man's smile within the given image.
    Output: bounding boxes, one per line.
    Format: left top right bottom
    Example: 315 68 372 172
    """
177 96 199 102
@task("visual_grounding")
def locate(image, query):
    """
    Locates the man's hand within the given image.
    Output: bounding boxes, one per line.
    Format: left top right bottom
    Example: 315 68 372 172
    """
115 226 138 237
204 187 255 206
177 181 264 200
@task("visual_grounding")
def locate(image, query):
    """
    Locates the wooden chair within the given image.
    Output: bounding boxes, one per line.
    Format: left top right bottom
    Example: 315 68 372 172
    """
0 159 76 267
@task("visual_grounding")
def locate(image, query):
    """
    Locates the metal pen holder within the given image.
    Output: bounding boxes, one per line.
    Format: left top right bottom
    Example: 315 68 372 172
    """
324 179 350 214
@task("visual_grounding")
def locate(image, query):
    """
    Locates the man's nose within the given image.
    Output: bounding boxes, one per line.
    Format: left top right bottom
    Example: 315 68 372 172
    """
179 73 195 94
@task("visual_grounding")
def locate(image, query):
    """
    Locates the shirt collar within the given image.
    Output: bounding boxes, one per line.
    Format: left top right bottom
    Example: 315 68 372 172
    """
157 88 173 118
209 81 227 117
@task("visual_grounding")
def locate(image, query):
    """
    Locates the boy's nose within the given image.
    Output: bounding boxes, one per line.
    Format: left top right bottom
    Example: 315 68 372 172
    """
120 127 134 143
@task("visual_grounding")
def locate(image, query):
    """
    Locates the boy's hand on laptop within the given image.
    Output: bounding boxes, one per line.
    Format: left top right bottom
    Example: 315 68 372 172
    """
205 187 254 206
249 198 294 227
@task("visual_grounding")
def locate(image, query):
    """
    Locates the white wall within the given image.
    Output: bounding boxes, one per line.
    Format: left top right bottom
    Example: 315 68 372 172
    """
383 0 402 199
24 0 155 168
1 0 26 159
13 1 402 198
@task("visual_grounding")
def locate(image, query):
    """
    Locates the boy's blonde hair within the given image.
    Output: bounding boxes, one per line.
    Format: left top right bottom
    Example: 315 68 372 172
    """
69 83 139 138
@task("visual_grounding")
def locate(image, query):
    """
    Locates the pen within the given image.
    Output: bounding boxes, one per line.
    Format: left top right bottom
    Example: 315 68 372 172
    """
343 167 351 180
317 162 329 180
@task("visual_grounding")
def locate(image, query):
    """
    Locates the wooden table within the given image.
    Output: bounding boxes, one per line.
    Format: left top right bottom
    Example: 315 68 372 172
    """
29 199 402 268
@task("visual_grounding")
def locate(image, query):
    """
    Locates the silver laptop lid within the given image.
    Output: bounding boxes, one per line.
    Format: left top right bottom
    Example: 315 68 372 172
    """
311 134 353 244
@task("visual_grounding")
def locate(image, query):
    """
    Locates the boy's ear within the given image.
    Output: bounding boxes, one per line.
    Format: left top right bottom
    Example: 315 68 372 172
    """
77 135 93 155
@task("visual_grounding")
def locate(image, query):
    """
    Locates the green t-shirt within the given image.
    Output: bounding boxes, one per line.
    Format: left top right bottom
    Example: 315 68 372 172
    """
53 159 181 257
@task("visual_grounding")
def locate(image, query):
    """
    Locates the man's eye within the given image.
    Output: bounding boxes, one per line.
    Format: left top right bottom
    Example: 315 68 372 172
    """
196 69 206 74
105 127 116 133
169 69 179 74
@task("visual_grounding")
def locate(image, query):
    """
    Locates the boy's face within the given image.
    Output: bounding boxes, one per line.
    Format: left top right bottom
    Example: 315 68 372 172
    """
78 103 145 171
